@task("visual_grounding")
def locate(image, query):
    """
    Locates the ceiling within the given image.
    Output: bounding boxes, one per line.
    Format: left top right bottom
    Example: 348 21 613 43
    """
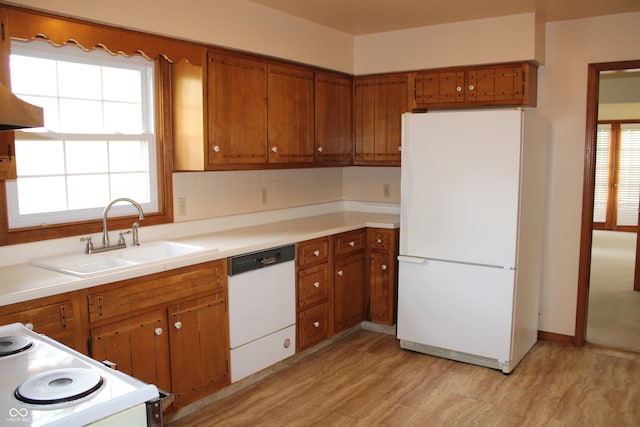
248 0 640 35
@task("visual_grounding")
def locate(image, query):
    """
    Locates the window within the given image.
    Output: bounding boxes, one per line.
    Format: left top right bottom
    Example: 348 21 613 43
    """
7 40 158 229
593 121 640 231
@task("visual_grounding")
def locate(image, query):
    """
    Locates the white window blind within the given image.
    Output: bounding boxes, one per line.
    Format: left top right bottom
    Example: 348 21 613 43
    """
593 124 611 223
616 123 640 226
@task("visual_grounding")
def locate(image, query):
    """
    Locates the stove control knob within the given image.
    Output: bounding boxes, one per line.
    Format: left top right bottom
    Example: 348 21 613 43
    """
25 323 34 330
154 327 163 336
174 321 183 330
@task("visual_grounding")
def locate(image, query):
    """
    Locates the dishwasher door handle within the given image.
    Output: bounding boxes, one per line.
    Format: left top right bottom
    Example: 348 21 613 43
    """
261 257 277 266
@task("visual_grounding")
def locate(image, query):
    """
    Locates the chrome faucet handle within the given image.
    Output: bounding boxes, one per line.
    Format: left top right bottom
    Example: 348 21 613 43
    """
80 236 94 254
117 230 131 246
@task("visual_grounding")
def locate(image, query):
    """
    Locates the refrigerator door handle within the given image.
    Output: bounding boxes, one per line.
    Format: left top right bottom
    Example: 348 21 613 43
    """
398 255 428 264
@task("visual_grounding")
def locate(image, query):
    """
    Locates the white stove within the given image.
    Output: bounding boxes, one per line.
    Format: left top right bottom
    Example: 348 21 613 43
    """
0 323 160 426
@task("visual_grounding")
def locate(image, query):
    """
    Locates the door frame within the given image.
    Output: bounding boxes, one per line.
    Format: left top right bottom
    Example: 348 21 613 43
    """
575 59 640 346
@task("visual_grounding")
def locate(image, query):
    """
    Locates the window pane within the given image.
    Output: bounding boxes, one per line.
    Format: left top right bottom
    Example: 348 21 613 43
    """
66 141 109 174
111 173 150 202
15 140 65 176
593 125 610 223
59 99 103 132
103 67 142 103
10 55 58 96
57 61 102 100
109 140 149 172
17 177 67 214
616 123 640 227
67 175 110 209
104 102 143 133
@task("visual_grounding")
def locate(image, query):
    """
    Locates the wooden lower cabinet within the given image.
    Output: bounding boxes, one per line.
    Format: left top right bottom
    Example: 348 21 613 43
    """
297 302 329 350
0 291 87 352
168 293 229 406
87 259 230 409
333 251 365 333
366 228 399 325
90 310 171 391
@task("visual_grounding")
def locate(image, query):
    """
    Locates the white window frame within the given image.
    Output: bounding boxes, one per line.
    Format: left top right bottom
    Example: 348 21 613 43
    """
6 40 158 229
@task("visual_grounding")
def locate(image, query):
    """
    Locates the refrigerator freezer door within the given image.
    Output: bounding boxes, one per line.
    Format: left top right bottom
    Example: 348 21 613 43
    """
400 110 523 268
397 258 515 362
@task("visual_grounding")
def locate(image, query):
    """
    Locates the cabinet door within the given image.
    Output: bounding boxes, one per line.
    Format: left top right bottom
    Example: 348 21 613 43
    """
414 70 465 106
207 51 267 167
267 63 314 164
334 252 365 333
0 300 77 349
368 252 392 324
168 293 230 407
354 74 408 165
90 310 171 391
0 8 16 180
466 64 526 105
315 72 353 164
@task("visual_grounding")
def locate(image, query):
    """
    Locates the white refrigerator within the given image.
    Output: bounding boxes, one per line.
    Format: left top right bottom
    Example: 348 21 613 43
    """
396 109 548 373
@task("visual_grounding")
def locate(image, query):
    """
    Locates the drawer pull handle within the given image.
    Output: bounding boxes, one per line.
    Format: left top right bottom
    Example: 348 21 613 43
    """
313 321 320 328
381 264 388 271
271 146 278 153
24 323 34 330
213 145 220 153
313 281 320 288
317 146 323 153
349 241 355 247
456 86 462 92
468 84 475 91
377 238 383 244
337 270 343 276
154 328 163 336
313 250 320 257
174 321 183 330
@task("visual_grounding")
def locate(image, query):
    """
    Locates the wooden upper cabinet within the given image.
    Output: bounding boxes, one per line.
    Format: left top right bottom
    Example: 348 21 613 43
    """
207 51 267 168
314 72 353 165
267 63 314 164
413 61 538 109
354 73 410 166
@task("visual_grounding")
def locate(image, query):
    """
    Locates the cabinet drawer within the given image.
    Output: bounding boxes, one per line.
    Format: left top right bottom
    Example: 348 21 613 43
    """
297 303 328 351
298 263 329 309
0 301 75 346
334 229 365 257
367 228 393 250
297 237 329 267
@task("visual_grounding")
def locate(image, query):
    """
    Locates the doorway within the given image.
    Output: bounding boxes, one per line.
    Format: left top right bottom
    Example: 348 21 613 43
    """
576 59 640 350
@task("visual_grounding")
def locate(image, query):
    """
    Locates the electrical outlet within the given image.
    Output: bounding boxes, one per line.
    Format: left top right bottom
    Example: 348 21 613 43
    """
383 184 391 198
261 188 268 204
177 197 187 216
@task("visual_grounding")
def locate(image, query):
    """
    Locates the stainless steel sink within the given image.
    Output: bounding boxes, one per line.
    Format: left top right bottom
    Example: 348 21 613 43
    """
31 241 213 277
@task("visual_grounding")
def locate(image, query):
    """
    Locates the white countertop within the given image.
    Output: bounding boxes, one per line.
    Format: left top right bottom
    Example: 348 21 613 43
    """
0 210 399 306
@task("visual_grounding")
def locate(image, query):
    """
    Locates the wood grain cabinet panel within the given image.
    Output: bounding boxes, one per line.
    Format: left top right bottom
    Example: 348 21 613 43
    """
267 63 314 164
297 302 328 350
207 51 267 168
333 251 365 333
366 228 399 325
297 237 330 268
315 72 353 165
298 263 329 309
354 73 409 166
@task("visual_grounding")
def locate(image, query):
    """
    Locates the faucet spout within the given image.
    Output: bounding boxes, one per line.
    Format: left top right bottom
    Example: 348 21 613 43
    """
102 198 145 247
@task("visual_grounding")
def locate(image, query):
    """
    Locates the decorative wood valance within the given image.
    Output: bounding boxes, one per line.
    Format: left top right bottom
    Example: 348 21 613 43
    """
4 5 206 66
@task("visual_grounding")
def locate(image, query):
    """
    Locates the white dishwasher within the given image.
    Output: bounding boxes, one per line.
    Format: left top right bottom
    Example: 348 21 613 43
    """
228 245 296 383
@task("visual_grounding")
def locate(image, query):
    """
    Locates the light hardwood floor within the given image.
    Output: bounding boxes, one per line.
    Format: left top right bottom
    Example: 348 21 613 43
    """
167 329 640 426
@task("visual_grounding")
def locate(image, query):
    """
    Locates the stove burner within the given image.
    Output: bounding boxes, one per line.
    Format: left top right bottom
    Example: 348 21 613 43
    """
15 368 104 405
0 336 33 357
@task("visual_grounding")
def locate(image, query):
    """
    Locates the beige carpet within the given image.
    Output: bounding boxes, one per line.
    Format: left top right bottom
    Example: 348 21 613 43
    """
587 230 640 352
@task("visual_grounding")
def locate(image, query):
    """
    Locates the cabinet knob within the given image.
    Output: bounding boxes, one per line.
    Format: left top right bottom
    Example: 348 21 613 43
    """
317 146 323 153
456 86 462 92
154 327 163 336
337 270 343 276
376 238 383 244
174 321 183 330
313 321 320 328
398 146 402 152
213 145 220 153
313 281 320 288
313 250 320 257
468 84 475 91
283 338 291 348
349 241 355 247
271 146 278 153
24 323 34 330
381 264 388 271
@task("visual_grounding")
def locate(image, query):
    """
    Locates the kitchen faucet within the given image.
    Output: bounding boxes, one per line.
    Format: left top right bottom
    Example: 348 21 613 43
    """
102 197 145 247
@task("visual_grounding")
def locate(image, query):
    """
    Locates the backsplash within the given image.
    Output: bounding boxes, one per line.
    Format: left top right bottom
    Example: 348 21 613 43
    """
172 167 401 221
